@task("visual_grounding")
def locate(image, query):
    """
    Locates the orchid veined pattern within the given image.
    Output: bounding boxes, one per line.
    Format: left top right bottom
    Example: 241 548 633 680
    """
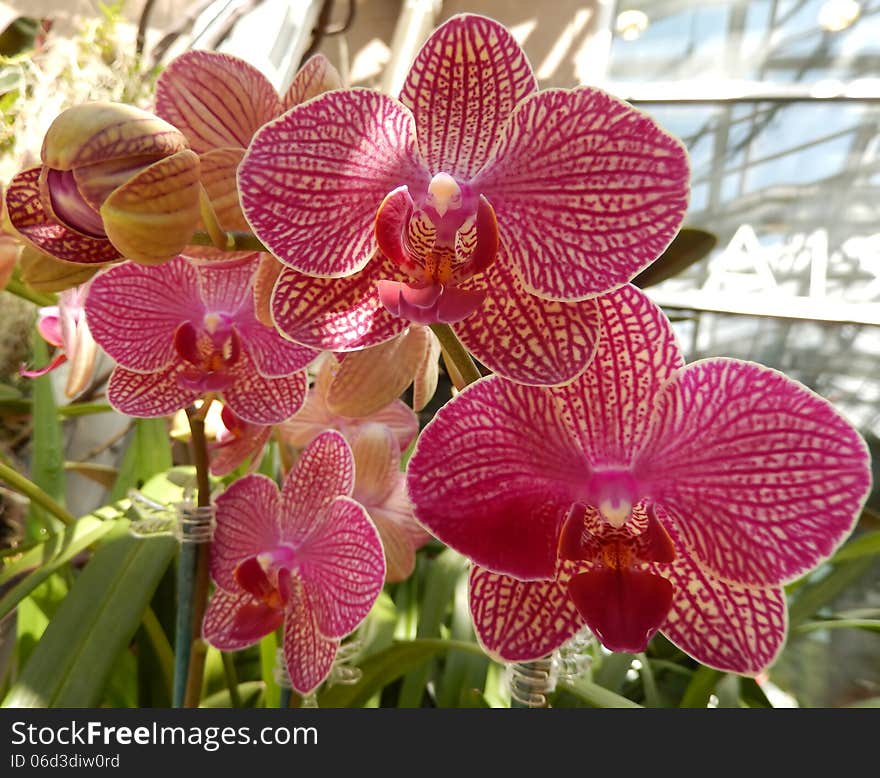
238 14 690 386
406 285 872 675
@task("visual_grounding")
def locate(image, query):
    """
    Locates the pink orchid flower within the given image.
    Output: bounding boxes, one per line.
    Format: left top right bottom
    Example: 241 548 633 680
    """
349 423 430 582
84 254 318 424
209 405 273 478
154 49 341 264
203 430 385 695
407 285 872 675
21 284 97 398
279 354 419 452
238 14 689 386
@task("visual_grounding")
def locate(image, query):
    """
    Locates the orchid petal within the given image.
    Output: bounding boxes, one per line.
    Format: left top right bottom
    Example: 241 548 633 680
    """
283 592 339 695
407 376 588 580
324 326 431 418
271 255 407 351
20 352 67 379
210 473 282 591
657 514 787 676
551 284 684 467
476 88 689 300
412 326 441 412
399 14 537 179
280 430 355 546
203 587 283 650
469 565 583 661
17 245 105 292
368 510 418 583
63 322 97 399
223 346 307 425
36 309 62 347
645 358 872 587
253 253 283 327
210 421 272 478
107 363 198 417
195 254 255 312
85 257 202 372
350 423 400 505
198 148 248 231
455 260 601 386
6 168 119 265
295 495 385 638
235 299 318 378
155 50 282 152
238 90 428 276
282 53 343 109
364 401 421 451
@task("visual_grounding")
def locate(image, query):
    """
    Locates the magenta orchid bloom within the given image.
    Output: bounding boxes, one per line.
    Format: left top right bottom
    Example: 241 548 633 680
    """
209 405 273 478
349 423 430 582
203 430 385 695
238 14 689 385
154 50 341 258
279 354 419 452
407 285 871 674
21 284 97 399
85 254 317 424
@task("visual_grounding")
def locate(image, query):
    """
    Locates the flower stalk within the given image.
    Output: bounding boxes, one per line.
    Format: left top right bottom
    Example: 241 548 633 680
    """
429 323 482 388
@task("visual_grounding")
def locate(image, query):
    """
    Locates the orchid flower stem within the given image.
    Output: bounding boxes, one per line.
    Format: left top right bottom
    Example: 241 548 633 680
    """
172 408 214 708
279 688 292 709
4 278 57 307
189 230 268 253
0 461 76 527
428 323 482 387
198 185 229 250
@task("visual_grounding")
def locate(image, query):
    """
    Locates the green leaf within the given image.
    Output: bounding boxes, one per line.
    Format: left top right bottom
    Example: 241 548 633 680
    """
558 677 643 708
593 651 635 691
2 529 176 707
787 557 874 628
109 418 173 502
27 335 66 539
831 529 880 564
398 549 468 707
202 681 264 708
0 513 121 621
259 632 280 709
794 618 880 634
679 666 724 708
631 228 717 288
318 639 484 708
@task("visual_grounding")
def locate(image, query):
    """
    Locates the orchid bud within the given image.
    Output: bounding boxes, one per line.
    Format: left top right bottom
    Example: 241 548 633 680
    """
18 244 104 292
7 101 201 266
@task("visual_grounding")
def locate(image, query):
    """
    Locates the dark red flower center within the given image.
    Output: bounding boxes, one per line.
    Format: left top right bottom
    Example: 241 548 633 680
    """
173 314 241 392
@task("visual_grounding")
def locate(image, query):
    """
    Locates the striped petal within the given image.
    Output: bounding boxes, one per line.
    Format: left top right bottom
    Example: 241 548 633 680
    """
280 430 355 546
475 88 689 301
407 376 588 580
198 148 248 231
107 363 198 417
154 50 282 152
223 346 307 425
6 167 120 265
657 517 787 676
645 358 872 587
238 90 428 277
454 260 601 386
203 587 283 650
350 423 400 506
85 257 202 372
283 592 339 695
412 325 441 412
296 496 385 638
195 255 255 313
271 255 407 351
209 420 272 478
210 473 282 590
282 53 343 109
469 564 583 661
551 285 684 468
399 14 536 179
325 326 432 417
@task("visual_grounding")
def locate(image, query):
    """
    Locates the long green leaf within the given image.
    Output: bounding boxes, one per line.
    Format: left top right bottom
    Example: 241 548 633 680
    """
680 666 724 708
27 335 66 539
109 418 173 502
0 515 120 620
558 677 643 708
831 530 880 563
318 639 485 708
398 549 468 707
788 557 874 628
2 529 176 707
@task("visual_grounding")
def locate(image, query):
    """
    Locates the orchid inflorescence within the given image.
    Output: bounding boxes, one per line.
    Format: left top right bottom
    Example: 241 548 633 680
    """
7 14 871 700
